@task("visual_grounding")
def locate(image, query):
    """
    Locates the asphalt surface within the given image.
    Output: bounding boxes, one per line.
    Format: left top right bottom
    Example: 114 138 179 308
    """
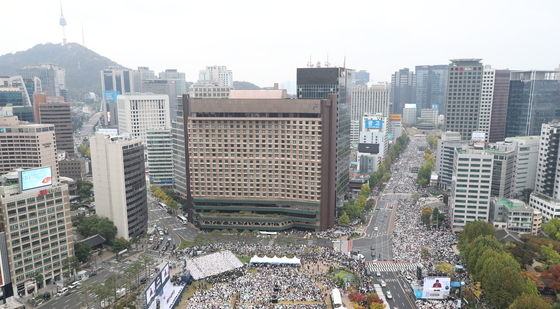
352 136 426 309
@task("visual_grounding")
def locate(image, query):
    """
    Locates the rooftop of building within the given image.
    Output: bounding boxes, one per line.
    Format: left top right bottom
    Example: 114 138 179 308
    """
228 89 288 99
189 97 328 114
533 192 560 204
505 135 540 141
494 198 530 210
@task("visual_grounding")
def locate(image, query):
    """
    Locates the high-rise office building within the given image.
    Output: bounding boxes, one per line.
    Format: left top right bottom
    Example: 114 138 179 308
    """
357 114 388 175
0 117 59 178
91 133 148 240
100 68 136 126
117 93 171 143
451 144 493 231
529 122 560 220
444 59 484 140
172 99 187 198
198 66 233 87
159 69 187 95
436 131 464 190
506 70 560 137
350 83 390 147
58 157 88 181
486 143 516 198
488 70 511 142
354 70 370 86
0 76 38 122
33 94 74 156
402 104 417 124
390 68 415 115
0 168 74 296
146 129 173 187
141 79 178 120
504 136 539 197
18 64 66 98
183 96 337 231
297 67 353 208
477 67 511 142
132 66 156 92
415 65 448 113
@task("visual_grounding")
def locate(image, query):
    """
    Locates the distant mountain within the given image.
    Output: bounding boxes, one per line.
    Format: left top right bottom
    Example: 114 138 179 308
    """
0 43 125 99
233 81 261 90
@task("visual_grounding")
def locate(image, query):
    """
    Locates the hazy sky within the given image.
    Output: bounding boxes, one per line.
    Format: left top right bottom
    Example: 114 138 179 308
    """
1 0 559 88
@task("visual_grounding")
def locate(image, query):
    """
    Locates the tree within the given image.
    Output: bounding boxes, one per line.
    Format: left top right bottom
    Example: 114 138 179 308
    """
523 271 544 292
542 265 560 293
436 262 454 276
92 282 111 307
540 244 560 267
509 293 552 309
34 272 44 289
459 221 495 252
359 184 371 198
78 144 91 159
75 242 92 263
543 218 560 240
421 208 432 226
111 237 131 253
105 274 119 304
62 257 79 279
75 215 117 243
339 212 350 225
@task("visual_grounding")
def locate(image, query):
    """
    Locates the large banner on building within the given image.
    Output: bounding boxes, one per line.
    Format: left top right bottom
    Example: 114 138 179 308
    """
365 119 383 129
422 277 451 299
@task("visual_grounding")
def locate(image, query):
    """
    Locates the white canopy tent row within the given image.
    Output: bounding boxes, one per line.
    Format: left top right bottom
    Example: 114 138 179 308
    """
249 255 301 265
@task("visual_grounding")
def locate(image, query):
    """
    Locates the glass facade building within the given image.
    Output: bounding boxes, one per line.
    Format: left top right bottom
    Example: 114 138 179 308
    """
415 65 448 114
506 71 560 137
297 67 353 208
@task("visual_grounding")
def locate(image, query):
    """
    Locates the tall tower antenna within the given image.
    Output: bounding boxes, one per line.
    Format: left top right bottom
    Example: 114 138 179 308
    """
59 0 67 45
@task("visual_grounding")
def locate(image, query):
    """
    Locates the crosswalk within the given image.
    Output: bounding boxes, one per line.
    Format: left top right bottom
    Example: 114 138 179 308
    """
366 262 423 273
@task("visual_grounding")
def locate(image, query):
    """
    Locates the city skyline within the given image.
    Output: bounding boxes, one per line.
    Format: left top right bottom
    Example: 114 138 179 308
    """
0 0 559 88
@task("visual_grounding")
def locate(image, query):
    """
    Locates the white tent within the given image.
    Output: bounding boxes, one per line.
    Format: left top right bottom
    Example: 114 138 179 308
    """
249 255 301 265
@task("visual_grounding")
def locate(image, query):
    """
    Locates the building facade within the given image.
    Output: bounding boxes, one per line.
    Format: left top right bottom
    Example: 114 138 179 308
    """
117 93 171 143
436 131 463 190
183 97 337 231
390 68 415 115
297 67 353 208
350 83 390 147
33 94 74 156
146 130 174 187
506 70 560 137
356 114 388 175
0 171 74 296
18 64 66 98
402 104 417 124
504 136 539 197
58 157 88 181
488 70 511 142
490 198 540 234
91 133 148 240
451 144 493 231
198 66 233 87
415 65 448 113
444 59 484 140
0 117 58 178
172 99 187 198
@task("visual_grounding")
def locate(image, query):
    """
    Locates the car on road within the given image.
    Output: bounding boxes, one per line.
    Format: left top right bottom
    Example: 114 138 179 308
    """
406 275 413 281
374 227 378 231
380 280 386 287
376 271 381 277
386 291 392 299
57 287 68 297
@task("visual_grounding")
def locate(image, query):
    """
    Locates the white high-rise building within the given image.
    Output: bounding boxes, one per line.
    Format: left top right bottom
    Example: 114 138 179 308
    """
351 83 390 147
504 136 540 197
402 104 417 124
478 66 496 142
436 131 464 190
198 66 233 87
91 133 148 240
356 114 388 174
146 129 174 188
451 143 494 231
117 93 171 143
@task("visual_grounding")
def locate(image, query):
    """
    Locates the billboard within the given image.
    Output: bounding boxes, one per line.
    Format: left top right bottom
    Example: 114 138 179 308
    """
431 104 439 110
389 114 402 121
471 131 486 142
145 263 170 307
422 277 451 299
103 90 119 103
358 143 380 154
20 167 52 191
365 119 383 129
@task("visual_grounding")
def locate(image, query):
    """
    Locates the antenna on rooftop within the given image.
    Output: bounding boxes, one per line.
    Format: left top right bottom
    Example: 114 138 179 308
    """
307 55 313 68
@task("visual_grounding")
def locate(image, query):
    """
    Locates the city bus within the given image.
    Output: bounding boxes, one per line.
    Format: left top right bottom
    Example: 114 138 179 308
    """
331 288 344 308
177 215 188 224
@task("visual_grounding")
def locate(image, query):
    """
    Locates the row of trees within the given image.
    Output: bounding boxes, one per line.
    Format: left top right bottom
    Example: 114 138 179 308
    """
348 291 385 309
368 133 410 189
151 185 180 211
416 149 435 186
340 184 372 225
458 221 549 309
79 254 155 308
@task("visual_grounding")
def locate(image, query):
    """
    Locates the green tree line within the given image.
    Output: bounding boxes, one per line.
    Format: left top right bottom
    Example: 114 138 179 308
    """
340 184 371 225
458 221 547 309
416 149 435 186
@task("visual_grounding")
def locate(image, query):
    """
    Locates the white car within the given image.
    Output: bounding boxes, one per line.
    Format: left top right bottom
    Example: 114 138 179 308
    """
57 287 69 297
374 227 379 231
376 271 381 277
386 291 392 299
380 280 387 287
